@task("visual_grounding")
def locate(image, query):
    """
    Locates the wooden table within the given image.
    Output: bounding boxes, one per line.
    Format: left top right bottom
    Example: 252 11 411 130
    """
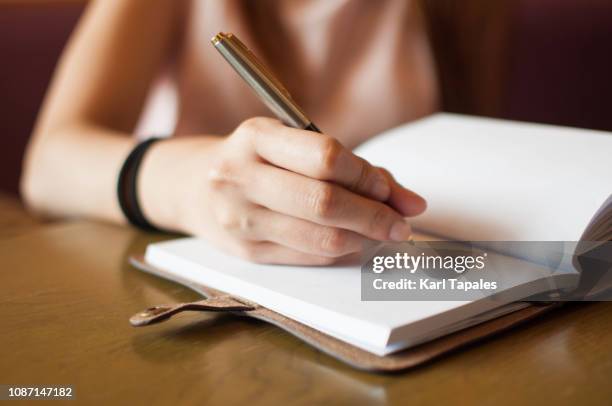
0 193 45 239
1 216 612 404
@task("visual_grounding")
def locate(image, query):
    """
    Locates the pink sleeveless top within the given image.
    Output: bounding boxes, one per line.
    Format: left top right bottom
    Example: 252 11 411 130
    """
141 0 439 149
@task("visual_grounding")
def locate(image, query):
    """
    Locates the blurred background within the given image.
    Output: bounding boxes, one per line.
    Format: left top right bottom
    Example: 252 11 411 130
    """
1 0 611 200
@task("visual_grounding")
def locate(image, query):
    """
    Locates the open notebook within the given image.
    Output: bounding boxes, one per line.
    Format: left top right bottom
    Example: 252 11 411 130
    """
143 114 612 356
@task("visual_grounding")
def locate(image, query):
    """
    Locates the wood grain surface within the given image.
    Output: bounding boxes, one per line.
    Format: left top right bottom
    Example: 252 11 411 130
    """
1 221 611 405
0 193 45 239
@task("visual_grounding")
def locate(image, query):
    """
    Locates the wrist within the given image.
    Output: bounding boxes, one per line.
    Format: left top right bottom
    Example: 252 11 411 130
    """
138 136 220 233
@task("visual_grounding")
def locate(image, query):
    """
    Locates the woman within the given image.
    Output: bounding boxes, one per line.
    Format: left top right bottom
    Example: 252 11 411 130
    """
21 0 437 265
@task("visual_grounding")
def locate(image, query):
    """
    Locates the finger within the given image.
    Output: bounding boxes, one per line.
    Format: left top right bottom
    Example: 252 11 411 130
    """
243 163 414 242
378 167 427 216
245 118 390 201
210 186 367 257
229 240 344 266
234 206 367 258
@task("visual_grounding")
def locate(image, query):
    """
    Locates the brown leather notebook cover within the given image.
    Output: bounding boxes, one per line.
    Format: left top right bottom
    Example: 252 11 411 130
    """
129 255 558 372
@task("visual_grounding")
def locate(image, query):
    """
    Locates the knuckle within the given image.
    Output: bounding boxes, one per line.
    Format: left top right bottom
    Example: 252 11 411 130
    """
239 117 262 133
207 159 236 190
370 206 393 237
217 209 239 232
317 138 342 177
351 159 370 192
377 166 393 179
310 184 337 218
237 117 275 138
232 118 260 144
239 213 255 234
217 210 254 235
319 228 349 256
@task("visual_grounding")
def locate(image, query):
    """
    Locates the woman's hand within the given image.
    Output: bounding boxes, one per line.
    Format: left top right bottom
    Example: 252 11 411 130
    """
142 117 426 265
21 0 425 266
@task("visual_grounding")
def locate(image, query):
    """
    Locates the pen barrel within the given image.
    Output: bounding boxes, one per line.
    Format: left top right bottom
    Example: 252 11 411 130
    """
212 34 317 131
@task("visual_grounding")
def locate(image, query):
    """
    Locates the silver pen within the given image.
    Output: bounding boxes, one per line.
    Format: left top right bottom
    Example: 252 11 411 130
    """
211 32 321 133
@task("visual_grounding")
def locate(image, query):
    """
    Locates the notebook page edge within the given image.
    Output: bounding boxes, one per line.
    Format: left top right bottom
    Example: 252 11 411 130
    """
144 241 393 355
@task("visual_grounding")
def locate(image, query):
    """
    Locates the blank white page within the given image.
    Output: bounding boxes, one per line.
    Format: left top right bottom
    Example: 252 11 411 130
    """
145 237 577 356
144 115 606 356
355 114 612 241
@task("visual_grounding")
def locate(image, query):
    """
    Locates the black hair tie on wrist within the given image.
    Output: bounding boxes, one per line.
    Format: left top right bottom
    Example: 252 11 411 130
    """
117 137 163 232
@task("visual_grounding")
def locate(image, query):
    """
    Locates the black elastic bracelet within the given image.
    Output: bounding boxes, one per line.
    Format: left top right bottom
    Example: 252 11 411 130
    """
117 137 163 231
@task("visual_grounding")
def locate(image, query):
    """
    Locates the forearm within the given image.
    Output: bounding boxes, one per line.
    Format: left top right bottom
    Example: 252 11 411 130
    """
22 124 222 231
21 124 135 222
20 0 185 223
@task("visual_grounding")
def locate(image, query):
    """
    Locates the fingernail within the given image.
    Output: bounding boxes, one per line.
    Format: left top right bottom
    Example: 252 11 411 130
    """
371 173 390 200
389 219 412 241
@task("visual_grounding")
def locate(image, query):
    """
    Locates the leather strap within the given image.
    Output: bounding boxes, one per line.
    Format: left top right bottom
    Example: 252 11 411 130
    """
130 296 255 326
129 255 558 372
